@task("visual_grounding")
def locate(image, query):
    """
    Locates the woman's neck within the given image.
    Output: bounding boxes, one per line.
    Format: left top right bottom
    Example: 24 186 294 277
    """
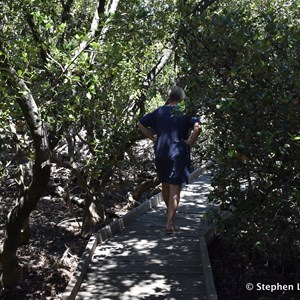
166 101 179 106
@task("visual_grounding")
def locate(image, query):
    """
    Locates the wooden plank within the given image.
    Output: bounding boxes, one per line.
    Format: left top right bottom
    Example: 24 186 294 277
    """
200 236 218 300
134 213 205 224
93 251 201 262
62 235 98 300
121 193 163 226
76 273 208 300
97 240 201 250
100 231 202 244
77 292 208 300
88 265 203 274
92 247 201 259
90 258 202 266
119 227 202 238
92 248 202 261
188 160 214 183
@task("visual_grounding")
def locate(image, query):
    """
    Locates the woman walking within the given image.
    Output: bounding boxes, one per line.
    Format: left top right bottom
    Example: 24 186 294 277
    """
137 86 201 233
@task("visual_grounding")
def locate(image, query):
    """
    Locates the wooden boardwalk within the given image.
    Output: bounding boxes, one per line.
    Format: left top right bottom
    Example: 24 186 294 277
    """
63 165 217 300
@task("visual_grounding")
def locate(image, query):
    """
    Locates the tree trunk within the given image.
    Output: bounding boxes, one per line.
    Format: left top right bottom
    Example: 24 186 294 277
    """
0 58 51 288
51 152 106 239
133 178 160 201
81 194 105 239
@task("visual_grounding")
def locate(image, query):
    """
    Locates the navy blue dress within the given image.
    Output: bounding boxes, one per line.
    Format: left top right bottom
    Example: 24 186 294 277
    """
139 105 199 184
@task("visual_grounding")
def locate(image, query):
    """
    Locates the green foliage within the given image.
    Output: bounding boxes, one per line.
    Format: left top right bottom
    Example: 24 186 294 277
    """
0 0 181 198
180 0 300 278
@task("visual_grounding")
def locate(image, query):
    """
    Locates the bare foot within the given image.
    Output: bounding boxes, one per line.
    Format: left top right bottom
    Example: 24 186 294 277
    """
165 224 180 234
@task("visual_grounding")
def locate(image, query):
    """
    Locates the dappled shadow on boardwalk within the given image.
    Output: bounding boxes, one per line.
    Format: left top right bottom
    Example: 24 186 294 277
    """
76 173 213 300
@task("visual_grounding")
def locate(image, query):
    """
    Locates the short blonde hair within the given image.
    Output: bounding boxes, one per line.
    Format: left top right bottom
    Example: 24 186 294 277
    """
168 86 185 102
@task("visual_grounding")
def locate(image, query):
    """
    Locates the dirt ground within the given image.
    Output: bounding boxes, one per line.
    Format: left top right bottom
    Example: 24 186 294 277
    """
0 192 89 300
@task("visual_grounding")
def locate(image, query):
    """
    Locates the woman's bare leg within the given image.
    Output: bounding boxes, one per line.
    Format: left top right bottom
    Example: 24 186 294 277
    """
161 182 170 208
166 184 181 231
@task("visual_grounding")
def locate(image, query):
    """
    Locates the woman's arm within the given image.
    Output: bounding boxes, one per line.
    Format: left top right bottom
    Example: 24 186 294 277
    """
137 121 156 142
184 122 201 147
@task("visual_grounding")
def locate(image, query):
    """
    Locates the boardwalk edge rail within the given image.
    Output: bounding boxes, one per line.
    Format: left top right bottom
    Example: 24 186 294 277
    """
61 160 217 300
